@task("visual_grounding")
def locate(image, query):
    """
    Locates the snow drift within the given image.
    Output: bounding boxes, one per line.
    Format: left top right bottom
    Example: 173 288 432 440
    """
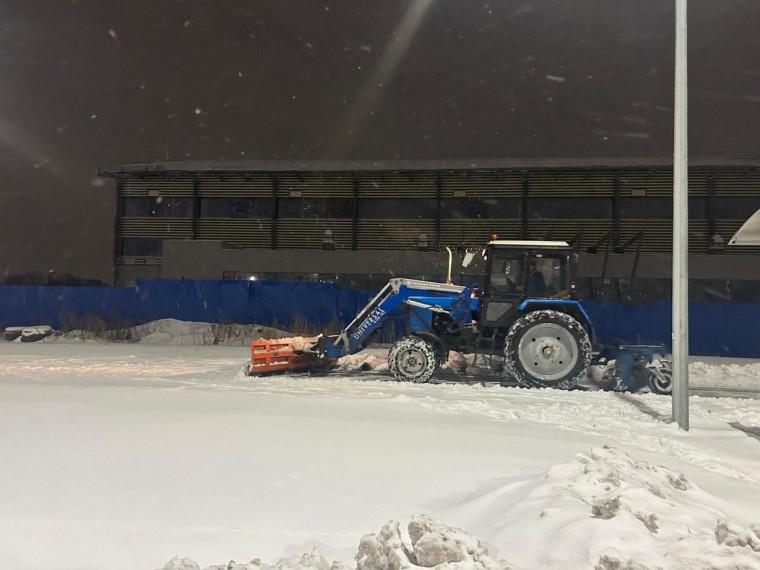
46 318 289 346
456 445 760 569
157 448 760 570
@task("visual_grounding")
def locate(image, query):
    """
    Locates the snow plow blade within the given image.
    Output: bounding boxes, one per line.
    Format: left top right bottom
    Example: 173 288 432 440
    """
246 338 335 376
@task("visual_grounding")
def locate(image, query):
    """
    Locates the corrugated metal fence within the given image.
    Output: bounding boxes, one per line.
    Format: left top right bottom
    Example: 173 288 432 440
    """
0 280 758 357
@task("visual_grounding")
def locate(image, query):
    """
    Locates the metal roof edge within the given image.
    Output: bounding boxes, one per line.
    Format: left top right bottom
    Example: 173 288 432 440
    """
100 156 760 177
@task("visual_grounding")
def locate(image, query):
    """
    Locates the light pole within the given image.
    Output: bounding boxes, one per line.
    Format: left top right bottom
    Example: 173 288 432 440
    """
672 0 689 430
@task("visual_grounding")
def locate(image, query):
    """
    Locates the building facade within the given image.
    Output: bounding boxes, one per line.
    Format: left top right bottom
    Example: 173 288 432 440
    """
103 158 760 300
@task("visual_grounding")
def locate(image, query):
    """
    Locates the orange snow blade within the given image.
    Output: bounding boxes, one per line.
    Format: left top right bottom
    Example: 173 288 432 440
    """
248 339 313 375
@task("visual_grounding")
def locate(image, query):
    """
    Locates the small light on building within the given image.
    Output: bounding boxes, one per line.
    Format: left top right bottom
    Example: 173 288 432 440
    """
322 230 335 250
709 234 726 254
249 275 257 281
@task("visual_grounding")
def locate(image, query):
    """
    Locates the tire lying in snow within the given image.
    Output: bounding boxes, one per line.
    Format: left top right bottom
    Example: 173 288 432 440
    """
504 309 591 390
388 336 438 383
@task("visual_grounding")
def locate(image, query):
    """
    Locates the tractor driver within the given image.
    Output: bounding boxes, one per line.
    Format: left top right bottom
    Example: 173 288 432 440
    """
528 260 547 296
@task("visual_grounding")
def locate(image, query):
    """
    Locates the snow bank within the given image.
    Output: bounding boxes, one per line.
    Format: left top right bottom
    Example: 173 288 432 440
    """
46 318 289 346
689 358 760 391
158 517 505 570
467 445 760 569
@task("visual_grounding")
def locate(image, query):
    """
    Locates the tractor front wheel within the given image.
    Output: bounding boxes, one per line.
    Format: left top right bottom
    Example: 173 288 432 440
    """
388 336 438 383
504 310 591 390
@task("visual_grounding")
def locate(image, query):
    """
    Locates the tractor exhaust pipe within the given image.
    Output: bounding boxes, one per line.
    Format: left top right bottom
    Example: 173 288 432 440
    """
445 246 453 284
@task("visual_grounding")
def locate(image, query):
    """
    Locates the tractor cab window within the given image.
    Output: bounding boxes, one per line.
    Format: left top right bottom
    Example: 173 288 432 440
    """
489 256 524 295
527 256 564 297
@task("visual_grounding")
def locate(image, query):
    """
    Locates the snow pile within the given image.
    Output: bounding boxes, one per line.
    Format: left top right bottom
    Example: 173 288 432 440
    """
47 319 289 346
442 351 468 373
272 335 320 352
356 516 504 570
158 517 506 570
475 445 760 569
338 349 389 372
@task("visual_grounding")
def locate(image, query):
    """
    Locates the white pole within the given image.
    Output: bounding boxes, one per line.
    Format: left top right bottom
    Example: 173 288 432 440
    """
672 0 689 430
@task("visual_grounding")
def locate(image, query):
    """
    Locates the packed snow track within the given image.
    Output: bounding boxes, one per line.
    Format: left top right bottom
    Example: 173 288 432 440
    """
1 342 759 570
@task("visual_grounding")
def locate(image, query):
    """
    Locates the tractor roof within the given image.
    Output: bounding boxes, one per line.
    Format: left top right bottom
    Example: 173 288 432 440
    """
488 240 571 249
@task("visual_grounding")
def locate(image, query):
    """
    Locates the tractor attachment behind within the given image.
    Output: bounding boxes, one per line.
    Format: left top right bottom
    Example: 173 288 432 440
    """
594 344 673 394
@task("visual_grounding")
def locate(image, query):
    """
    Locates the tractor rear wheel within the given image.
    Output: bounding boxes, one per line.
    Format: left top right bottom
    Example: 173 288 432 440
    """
388 336 438 383
504 310 591 390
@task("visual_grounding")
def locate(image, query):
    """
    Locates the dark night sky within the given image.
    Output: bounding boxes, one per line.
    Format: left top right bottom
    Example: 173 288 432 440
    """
0 0 759 281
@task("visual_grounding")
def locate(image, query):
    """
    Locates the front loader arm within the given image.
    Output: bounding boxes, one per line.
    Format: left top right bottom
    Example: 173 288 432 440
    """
319 278 469 359
249 278 469 376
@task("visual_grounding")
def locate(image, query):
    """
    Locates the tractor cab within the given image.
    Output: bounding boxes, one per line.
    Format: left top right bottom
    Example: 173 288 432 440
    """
468 240 578 329
483 240 575 299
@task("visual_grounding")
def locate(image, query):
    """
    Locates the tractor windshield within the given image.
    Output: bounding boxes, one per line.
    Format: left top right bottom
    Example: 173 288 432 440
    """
527 256 565 297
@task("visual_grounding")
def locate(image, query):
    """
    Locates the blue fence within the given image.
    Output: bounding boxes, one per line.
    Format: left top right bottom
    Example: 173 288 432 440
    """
1 279 759 357
0 280 372 332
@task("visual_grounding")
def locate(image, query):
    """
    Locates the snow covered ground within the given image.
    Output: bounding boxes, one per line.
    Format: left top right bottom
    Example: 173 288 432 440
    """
0 341 759 569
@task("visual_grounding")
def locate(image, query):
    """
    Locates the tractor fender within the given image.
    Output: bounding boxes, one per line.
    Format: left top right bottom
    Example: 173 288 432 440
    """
409 331 448 364
517 299 595 342
410 331 445 351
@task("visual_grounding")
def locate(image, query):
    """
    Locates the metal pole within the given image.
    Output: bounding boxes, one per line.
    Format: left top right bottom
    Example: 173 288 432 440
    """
672 0 689 430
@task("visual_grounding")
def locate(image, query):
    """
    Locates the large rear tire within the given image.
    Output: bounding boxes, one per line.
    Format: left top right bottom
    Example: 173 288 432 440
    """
388 336 438 383
504 310 591 390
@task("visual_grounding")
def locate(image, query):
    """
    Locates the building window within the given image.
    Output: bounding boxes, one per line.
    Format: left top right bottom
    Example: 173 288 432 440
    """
123 197 149 216
619 197 707 219
279 198 353 219
440 198 519 219
712 197 760 219
121 238 163 257
358 199 436 219
122 197 191 217
200 198 270 218
529 197 611 219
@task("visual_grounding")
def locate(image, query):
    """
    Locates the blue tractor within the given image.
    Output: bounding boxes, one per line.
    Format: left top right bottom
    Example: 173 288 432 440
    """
252 239 672 392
